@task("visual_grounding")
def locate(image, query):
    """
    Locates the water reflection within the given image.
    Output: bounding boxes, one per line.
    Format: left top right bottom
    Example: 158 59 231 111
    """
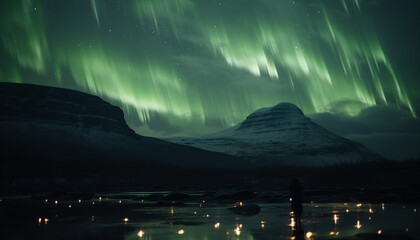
333 214 339 224
289 217 296 227
355 220 362 229
234 226 241 236
1 195 419 240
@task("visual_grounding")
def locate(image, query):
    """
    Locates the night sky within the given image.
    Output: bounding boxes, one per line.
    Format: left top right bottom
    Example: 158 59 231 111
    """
1 0 419 159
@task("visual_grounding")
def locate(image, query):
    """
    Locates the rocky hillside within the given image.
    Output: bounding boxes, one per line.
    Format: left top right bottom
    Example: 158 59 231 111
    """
0 82 241 169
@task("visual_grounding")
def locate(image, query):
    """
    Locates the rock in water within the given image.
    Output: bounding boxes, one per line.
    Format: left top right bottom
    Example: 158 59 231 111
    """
228 204 261 216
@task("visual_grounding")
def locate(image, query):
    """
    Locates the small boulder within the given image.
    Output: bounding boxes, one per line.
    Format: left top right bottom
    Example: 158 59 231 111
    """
228 204 261 215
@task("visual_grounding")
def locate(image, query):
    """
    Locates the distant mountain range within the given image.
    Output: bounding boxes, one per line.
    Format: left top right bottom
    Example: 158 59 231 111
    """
0 82 381 173
167 103 382 166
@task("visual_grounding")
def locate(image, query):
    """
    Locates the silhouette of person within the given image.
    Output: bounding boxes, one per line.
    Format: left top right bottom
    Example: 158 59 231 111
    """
290 178 303 227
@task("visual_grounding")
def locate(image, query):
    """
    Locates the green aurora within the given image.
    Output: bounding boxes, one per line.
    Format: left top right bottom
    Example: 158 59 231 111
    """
0 0 418 137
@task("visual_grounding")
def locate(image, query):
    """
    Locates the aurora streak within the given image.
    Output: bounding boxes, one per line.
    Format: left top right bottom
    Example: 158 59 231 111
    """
0 0 418 137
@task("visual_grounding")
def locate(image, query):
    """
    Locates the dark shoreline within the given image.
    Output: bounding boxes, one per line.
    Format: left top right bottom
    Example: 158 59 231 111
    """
2 160 419 204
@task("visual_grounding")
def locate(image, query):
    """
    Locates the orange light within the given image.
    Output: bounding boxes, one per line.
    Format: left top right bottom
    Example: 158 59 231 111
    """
289 217 296 227
178 229 184 235
123 218 129 222
333 214 339 224
235 226 241 236
306 232 313 238
377 230 382 234
137 230 144 238
38 218 42 224
68 205 72 208
214 222 220 229
355 220 362 229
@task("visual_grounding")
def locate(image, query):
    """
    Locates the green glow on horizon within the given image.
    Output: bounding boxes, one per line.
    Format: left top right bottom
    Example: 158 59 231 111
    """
0 0 417 136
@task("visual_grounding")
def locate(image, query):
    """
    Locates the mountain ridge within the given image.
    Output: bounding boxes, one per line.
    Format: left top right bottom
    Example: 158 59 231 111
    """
0 82 242 169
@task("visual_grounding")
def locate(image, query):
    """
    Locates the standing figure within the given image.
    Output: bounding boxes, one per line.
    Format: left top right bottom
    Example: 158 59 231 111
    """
290 178 303 227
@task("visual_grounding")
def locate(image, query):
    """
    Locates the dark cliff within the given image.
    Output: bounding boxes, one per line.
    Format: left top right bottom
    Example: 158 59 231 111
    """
0 82 242 186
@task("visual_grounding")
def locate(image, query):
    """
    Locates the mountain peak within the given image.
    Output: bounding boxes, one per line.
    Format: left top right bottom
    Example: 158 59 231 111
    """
270 102 304 114
250 102 304 116
236 102 306 133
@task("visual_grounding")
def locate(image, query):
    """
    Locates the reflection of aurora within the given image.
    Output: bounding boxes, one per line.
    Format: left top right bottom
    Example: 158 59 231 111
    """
0 0 416 136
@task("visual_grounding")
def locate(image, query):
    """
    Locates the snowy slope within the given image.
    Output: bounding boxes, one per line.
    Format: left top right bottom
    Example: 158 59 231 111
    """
167 103 382 166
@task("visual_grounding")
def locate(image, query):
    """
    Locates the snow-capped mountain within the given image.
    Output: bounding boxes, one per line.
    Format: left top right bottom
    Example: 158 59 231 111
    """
167 103 382 166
